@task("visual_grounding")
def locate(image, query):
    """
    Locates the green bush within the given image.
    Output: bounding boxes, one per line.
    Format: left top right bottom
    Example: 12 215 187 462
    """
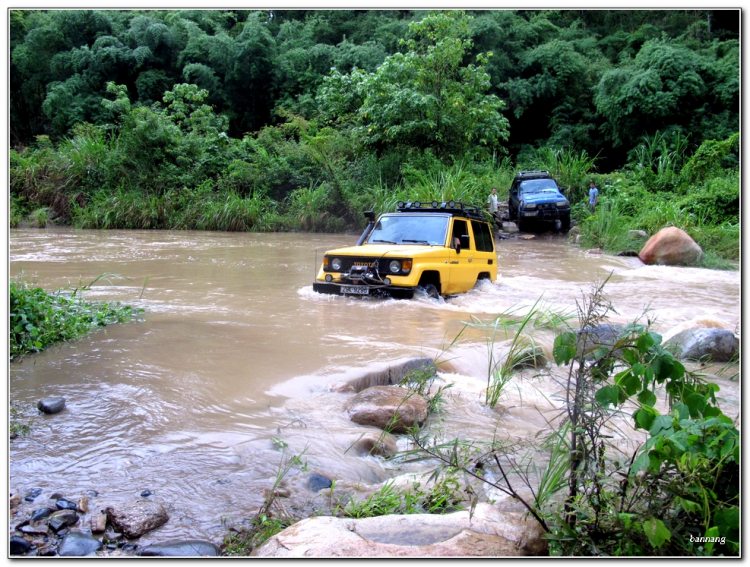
10 280 140 360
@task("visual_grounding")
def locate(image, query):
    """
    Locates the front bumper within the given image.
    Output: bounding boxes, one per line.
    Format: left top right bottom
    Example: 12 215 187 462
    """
313 281 416 299
521 207 571 222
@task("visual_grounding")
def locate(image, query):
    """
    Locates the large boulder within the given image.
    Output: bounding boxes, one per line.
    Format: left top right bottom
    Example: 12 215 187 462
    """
346 386 428 434
252 504 546 557
664 329 739 362
638 227 703 266
105 500 169 538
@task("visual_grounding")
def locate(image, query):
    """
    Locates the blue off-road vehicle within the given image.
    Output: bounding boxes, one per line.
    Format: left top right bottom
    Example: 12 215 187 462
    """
508 170 571 231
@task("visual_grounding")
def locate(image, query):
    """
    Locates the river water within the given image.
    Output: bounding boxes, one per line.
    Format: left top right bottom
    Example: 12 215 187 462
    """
9 228 740 545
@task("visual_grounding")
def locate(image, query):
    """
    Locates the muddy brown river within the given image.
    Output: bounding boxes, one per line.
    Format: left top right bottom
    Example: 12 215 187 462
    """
9 228 740 545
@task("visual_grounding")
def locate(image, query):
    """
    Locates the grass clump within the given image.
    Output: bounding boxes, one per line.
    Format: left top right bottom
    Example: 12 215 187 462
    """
10 277 142 361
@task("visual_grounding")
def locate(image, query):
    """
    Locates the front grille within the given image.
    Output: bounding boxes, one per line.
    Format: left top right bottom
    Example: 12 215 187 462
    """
326 256 406 274
345 257 384 273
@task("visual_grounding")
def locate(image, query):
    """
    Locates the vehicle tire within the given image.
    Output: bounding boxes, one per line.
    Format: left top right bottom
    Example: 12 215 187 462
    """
517 214 526 232
421 284 440 300
560 214 571 230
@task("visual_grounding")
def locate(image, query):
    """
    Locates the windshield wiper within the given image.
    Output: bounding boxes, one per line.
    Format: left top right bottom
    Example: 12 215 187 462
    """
372 239 397 244
402 239 431 245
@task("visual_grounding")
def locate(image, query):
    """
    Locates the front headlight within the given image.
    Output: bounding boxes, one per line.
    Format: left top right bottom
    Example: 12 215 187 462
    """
331 257 342 271
389 260 401 273
556 200 569 208
522 201 537 210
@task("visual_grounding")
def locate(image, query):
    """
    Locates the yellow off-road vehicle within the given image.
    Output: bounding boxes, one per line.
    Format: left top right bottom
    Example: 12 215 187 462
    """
313 201 497 299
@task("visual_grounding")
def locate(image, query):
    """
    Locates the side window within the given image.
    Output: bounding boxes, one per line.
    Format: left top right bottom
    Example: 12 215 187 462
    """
452 219 470 249
471 221 494 252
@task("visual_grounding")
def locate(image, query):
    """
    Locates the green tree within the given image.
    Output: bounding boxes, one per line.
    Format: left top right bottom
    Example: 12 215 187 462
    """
319 11 510 159
594 39 709 148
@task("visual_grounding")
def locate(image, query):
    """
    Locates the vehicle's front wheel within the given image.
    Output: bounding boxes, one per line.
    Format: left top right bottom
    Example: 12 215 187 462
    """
560 214 571 230
517 214 527 232
420 284 440 300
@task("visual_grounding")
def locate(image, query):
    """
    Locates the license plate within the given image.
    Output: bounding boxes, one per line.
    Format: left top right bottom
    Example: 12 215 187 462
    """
343 286 369 295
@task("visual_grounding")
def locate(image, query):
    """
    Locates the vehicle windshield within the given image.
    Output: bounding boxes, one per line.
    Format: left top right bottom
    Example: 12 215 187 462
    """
520 178 559 194
366 214 449 246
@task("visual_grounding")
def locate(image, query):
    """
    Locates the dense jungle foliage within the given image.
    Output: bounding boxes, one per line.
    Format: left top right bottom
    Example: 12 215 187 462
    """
10 9 739 265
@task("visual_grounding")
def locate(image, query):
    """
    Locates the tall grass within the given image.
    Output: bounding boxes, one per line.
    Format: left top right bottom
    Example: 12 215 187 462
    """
526 147 598 203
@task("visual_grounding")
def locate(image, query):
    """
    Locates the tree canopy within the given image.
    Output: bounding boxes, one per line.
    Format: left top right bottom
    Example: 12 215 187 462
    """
10 8 739 169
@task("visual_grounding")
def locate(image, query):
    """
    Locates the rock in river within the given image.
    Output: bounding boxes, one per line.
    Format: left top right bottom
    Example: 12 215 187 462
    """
10 536 31 555
58 532 103 556
345 386 428 434
638 227 703 266
136 540 219 556
38 396 66 414
308 474 333 493
664 329 739 362
576 325 625 360
105 500 169 538
49 509 79 532
55 498 78 511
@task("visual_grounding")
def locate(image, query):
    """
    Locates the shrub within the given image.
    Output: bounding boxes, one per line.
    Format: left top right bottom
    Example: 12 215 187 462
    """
10 279 140 360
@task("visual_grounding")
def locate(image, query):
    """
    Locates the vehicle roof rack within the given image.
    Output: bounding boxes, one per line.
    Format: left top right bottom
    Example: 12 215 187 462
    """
395 200 486 222
515 170 551 180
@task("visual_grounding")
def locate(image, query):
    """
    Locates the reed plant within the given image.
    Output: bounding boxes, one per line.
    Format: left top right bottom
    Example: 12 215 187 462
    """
483 302 544 409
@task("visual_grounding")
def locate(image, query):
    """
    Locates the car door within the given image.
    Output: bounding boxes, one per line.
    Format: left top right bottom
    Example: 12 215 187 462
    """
446 218 475 294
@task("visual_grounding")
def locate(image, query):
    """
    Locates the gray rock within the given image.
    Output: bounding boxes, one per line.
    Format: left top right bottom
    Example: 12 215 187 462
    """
136 540 219 557
10 536 31 555
308 474 333 493
510 346 548 370
664 329 739 362
501 222 519 234
49 509 79 532
38 397 66 414
19 523 49 536
344 357 436 393
105 500 169 538
31 507 52 522
58 532 103 556
628 230 648 239
24 488 43 502
576 325 625 360
55 498 78 511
